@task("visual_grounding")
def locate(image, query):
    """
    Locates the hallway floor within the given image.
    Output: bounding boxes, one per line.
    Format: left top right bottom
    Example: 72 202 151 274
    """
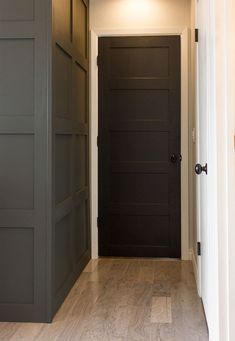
0 258 208 341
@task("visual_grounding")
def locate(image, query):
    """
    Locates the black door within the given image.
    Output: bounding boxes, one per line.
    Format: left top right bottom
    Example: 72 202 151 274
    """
98 36 181 258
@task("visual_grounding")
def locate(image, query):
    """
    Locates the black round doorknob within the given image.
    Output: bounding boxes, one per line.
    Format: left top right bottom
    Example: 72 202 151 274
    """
170 154 178 163
195 163 208 175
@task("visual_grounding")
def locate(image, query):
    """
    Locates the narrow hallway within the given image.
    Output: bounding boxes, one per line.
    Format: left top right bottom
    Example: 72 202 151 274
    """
3 259 208 341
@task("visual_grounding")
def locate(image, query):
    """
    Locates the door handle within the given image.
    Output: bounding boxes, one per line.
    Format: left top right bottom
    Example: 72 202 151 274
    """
195 163 208 175
170 153 178 163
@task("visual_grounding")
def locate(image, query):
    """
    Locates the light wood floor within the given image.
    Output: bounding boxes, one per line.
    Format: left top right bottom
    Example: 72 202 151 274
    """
0 258 209 341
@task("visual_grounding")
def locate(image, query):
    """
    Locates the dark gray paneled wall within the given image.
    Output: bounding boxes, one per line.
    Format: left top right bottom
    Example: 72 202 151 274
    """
52 0 90 315
0 0 90 322
0 0 50 321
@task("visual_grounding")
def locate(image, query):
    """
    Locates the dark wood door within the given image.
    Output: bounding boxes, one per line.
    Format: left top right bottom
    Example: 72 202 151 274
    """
98 36 181 258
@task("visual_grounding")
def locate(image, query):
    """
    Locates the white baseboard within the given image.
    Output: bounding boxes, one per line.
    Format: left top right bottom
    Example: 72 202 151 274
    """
189 248 201 296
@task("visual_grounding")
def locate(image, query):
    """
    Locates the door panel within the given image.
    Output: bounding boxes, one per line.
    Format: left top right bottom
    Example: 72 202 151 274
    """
111 132 168 162
98 36 181 258
109 47 169 77
0 0 49 322
110 90 169 121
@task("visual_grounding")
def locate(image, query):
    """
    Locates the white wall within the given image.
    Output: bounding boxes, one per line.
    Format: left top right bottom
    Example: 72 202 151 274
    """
90 0 191 29
215 0 235 339
226 1 235 339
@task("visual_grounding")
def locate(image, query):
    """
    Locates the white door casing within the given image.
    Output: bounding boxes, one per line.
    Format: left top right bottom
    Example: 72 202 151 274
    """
90 27 190 260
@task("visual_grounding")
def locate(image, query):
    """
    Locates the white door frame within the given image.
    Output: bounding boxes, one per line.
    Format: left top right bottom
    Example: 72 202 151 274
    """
90 27 190 260
195 0 220 338
195 0 202 296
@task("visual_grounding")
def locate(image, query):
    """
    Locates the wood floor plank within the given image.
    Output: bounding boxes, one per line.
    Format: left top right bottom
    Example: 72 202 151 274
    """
153 280 171 297
9 323 44 341
138 260 155 284
1 259 208 341
83 259 99 273
154 261 171 281
123 260 141 287
0 322 20 341
87 258 113 283
150 297 172 323
126 304 160 341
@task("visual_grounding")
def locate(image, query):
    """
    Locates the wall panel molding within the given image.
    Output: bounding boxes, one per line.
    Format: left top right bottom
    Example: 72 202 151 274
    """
0 0 51 322
0 0 90 322
52 0 90 317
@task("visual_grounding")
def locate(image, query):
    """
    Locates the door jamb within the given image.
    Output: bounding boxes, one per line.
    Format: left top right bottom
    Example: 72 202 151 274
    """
90 27 190 260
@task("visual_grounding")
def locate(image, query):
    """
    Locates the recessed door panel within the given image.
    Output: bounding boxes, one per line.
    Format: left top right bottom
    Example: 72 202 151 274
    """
111 132 169 162
110 90 169 121
110 47 169 78
0 0 34 21
109 215 170 247
0 228 34 304
0 39 34 116
111 173 168 204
